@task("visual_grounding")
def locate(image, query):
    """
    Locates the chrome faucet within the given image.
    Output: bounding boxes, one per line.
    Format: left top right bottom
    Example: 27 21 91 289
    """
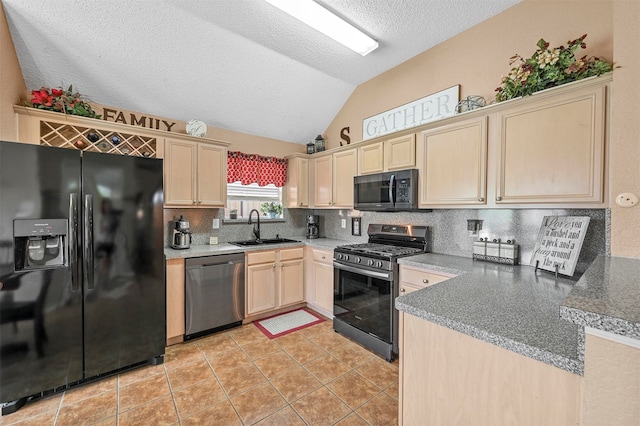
248 209 261 241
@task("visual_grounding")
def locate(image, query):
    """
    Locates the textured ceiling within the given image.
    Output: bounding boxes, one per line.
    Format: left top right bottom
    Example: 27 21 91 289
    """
3 0 520 144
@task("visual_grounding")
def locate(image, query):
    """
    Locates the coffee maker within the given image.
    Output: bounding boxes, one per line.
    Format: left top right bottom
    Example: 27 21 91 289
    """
306 215 320 239
171 215 192 249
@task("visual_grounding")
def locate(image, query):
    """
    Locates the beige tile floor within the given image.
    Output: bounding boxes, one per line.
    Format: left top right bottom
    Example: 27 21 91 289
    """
0 318 399 426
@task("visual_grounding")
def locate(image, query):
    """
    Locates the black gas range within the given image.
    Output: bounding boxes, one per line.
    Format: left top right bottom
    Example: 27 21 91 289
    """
333 224 428 361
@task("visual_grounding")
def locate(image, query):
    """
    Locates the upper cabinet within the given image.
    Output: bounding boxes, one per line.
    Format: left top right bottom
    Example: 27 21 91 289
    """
418 116 487 206
311 148 358 208
311 154 333 207
385 134 416 171
164 139 227 207
333 149 358 207
358 141 384 175
494 82 607 204
358 134 416 175
284 154 309 208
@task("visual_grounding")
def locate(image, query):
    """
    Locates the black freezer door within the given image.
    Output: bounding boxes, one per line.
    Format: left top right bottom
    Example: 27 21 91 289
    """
81 152 165 377
0 142 83 403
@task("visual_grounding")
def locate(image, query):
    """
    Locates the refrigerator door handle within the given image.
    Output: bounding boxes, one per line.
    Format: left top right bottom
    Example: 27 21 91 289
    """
84 194 95 290
69 193 80 291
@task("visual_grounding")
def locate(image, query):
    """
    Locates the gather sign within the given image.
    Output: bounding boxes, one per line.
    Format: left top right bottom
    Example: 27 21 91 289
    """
362 85 459 141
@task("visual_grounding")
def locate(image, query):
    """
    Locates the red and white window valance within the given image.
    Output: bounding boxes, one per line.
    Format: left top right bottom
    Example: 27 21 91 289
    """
227 151 288 187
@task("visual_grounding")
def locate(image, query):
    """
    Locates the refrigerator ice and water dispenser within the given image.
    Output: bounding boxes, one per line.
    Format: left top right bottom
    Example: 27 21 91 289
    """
13 219 67 270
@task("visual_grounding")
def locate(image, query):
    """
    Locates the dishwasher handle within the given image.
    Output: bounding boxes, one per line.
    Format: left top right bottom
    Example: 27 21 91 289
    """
199 260 242 268
185 253 245 270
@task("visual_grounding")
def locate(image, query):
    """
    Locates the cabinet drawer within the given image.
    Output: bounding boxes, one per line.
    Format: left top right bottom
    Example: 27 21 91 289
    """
279 247 304 261
400 267 454 289
247 250 277 265
312 249 333 264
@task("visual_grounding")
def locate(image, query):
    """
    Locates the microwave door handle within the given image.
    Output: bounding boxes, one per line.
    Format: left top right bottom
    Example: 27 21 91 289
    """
389 174 396 206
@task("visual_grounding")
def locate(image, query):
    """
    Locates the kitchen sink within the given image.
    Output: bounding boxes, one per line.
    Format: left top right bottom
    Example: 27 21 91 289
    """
230 238 300 247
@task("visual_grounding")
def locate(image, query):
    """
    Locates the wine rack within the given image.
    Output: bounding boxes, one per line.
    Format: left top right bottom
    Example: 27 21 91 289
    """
39 121 157 158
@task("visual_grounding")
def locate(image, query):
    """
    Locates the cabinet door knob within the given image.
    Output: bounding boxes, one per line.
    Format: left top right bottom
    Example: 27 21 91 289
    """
272 264 276 268
400 288 406 293
478 197 484 202
299 202 303 206
197 200 202 204
422 279 429 284
321 256 325 259
496 196 502 201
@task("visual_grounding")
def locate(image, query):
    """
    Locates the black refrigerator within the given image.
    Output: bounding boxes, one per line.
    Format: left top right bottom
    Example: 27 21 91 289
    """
0 141 165 413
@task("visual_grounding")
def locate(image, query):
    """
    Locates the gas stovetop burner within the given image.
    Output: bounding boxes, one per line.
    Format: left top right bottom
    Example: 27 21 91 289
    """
337 243 423 257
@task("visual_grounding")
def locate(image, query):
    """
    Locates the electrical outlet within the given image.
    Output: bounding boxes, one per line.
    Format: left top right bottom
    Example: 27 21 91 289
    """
212 218 220 229
209 236 218 245
341 219 346 228
615 192 639 208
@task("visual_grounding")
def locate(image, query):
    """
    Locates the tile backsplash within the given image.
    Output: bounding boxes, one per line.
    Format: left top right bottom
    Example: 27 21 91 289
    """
163 208 309 246
314 208 608 275
164 207 607 275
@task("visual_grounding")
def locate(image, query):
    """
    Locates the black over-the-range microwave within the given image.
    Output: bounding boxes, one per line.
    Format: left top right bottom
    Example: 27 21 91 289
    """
353 169 418 211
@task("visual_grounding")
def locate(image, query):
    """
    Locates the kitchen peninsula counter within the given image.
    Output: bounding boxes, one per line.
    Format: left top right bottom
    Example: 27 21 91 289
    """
560 254 640 340
396 253 583 374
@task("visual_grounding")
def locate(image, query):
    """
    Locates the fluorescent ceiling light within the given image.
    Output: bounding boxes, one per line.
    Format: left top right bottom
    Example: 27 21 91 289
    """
264 0 379 56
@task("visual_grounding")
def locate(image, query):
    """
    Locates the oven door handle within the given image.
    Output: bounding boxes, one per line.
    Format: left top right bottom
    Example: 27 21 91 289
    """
333 262 392 281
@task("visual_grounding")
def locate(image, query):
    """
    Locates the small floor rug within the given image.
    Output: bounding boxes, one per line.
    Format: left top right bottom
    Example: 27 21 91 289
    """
254 308 325 339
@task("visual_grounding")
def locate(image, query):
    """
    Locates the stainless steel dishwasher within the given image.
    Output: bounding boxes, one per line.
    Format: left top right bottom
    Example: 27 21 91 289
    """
184 253 245 340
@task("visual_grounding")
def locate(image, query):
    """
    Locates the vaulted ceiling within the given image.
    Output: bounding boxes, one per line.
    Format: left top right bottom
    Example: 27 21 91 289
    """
3 0 520 144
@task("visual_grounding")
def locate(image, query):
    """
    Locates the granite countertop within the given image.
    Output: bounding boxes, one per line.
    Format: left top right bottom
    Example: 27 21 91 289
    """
396 253 584 375
164 238 345 259
560 255 640 340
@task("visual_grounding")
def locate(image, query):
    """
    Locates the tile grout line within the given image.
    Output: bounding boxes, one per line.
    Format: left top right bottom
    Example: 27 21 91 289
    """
163 362 181 424
196 341 246 424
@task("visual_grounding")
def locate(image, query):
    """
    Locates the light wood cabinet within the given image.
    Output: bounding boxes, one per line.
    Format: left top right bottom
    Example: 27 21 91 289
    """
304 246 334 318
358 141 384 175
166 258 185 346
358 134 416 175
399 313 581 425
495 82 606 204
311 154 333 207
385 134 416 171
310 149 358 208
246 247 304 317
164 139 227 207
418 116 487 206
399 265 455 295
284 154 309 208
333 149 358 207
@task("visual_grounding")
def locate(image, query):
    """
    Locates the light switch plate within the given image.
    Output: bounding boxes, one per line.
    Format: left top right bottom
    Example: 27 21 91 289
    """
212 218 220 229
352 217 361 236
341 219 346 228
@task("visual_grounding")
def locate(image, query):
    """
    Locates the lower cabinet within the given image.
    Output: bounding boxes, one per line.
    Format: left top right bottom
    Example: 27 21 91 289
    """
246 247 304 317
399 265 455 294
304 246 334 318
399 313 581 425
166 258 185 346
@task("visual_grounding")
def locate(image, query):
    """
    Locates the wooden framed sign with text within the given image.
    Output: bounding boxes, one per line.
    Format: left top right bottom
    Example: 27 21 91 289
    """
530 216 590 277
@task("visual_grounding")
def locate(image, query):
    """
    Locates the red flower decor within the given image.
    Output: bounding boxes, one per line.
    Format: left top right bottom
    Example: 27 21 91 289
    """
26 85 101 119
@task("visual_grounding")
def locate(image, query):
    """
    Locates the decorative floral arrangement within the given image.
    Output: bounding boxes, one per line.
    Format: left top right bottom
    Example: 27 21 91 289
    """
495 34 613 102
26 85 101 118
